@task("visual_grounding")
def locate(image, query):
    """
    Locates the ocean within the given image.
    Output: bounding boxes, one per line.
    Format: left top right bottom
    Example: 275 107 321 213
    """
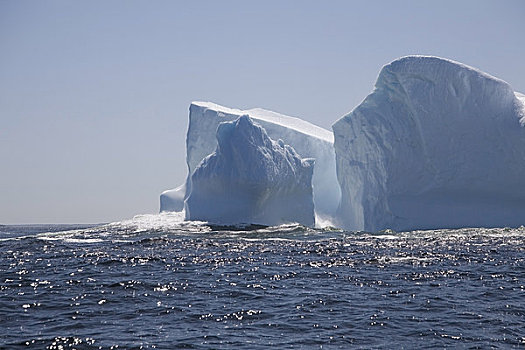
1 213 524 349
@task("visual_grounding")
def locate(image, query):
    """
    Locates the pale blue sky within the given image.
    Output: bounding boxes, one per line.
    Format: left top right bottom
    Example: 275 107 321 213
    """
1 0 524 223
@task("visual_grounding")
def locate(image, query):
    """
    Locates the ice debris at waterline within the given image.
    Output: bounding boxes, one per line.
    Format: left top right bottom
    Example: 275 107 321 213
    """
161 101 340 216
161 55 525 231
333 56 525 232
185 115 315 227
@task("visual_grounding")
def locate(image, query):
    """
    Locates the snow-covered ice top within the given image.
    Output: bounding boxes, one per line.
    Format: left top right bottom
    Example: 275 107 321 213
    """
185 115 315 227
333 55 525 231
191 102 334 143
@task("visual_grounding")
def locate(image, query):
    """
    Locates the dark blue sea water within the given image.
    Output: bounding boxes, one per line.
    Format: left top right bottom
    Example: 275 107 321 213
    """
1 213 524 349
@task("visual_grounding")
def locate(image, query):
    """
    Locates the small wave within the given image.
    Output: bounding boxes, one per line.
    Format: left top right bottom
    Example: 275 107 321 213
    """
108 212 330 238
44 237 104 244
5 213 523 244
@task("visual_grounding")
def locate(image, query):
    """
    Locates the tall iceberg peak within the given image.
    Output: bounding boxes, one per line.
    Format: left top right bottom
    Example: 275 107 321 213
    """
185 115 315 227
333 55 525 231
161 101 340 217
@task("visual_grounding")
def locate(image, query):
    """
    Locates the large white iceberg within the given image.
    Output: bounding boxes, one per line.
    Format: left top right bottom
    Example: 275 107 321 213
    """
161 101 340 217
185 115 315 226
333 56 525 231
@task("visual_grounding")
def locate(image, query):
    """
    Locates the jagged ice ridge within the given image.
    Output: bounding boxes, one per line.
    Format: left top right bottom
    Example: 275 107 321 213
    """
161 101 340 218
185 115 315 226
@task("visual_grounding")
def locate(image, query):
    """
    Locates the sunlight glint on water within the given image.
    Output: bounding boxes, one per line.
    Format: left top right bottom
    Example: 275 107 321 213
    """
1 213 524 349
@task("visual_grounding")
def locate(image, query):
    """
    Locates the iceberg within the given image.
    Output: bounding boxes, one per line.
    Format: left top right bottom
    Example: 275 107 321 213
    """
161 101 340 217
185 115 315 227
333 56 525 231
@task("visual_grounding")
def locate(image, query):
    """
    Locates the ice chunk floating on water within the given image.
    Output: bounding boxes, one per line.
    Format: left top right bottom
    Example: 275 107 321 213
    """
160 101 340 217
333 56 525 231
185 115 315 227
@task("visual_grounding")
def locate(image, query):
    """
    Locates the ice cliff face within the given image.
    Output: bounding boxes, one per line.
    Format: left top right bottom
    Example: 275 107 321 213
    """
185 115 315 227
175 101 340 217
333 56 525 231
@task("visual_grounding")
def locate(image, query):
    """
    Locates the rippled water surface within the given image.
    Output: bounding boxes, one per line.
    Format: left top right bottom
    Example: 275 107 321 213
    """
1 213 525 349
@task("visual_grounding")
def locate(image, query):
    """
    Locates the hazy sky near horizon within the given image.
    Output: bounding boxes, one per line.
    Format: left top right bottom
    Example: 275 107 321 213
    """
1 0 524 224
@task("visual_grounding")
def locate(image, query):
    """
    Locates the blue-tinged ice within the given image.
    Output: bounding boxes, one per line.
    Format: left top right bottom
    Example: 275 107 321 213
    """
161 101 340 218
333 56 525 231
185 115 315 227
